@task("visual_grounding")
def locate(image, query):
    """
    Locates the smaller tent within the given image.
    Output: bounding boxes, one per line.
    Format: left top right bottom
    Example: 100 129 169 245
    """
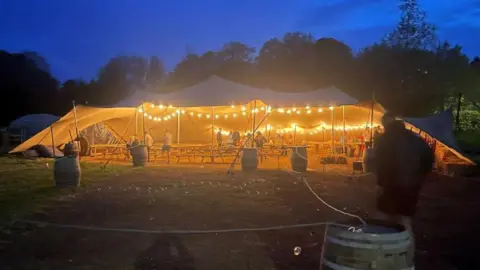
9 114 59 139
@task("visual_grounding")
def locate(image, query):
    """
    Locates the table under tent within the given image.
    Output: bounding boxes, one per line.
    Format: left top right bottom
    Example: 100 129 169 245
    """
10 76 475 174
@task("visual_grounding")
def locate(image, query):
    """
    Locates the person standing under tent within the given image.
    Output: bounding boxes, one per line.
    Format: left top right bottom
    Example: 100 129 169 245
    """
216 128 223 147
232 128 240 146
254 131 267 163
145 131 154 162
162 129 172 164
226 131 234 150
374 112 434 258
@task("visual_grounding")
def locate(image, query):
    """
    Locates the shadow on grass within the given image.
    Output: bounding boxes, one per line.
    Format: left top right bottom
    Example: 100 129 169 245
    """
135 235 196 270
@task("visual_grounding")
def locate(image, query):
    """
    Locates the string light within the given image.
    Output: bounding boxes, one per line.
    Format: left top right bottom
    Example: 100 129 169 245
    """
278 108 285 113
144 113 148 117
286 109 292 114
231 104 235 108
233 113 237 118
148 115 152 119
163 117 168 121
150 104 155 108
153 117 158 121
167 115 171 120
241 106 246 111
206 114 211 119
242 111 246 116
171 113 176 117
168 105 173 108
292 107 297 112
197 113 202 118
181 110 185 114
329 106 334 111
176 109 180 114
306 105 310 109
260 106 265 111
306 110 312 114
215 115 219 119
318 108 323 113
296 111 301 115
139 108 143 113
224 114 228 119
189 112 194 116
159 105 164 109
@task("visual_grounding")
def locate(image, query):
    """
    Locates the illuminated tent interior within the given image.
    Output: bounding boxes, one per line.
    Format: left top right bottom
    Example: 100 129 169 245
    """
10 75 474 167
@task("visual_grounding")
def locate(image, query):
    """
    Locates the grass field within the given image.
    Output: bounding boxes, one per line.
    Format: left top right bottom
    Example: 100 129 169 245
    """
0 157 130 223
0 158 479 269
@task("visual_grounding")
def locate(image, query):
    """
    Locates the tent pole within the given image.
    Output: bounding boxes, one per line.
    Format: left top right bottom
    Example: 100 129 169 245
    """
211 106 215 163
252 100 256 148
135 107 138 138
72 100 81 160
342 105 345 154
331 107 334 155
142 102 146 144
369 92 375 145
50 125 56 158
177 107 180 146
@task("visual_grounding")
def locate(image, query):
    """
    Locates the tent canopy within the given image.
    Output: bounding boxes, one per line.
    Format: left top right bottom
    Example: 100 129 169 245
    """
9 114 59 138
115 75 358 108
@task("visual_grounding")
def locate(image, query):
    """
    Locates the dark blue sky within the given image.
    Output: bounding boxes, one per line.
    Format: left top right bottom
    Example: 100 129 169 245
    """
1 0 479 81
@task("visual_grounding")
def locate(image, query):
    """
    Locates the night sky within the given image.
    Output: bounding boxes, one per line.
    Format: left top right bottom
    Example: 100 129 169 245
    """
1 0 479 81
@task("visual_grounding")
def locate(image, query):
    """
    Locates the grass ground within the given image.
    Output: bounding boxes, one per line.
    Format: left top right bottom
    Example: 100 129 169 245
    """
0 156 129 223
0 159 479 269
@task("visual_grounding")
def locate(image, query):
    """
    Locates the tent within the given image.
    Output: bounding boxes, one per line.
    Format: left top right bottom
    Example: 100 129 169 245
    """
9 75 475 166
9 114 59 139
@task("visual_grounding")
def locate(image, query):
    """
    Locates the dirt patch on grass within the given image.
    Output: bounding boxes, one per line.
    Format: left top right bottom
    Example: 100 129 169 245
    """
0 166 479 269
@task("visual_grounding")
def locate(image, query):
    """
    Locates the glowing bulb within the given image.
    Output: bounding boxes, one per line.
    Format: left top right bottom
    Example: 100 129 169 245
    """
291 123 297 128
241 106 246 111
150 104 154 108
233 113 237 118
292 107 297 112
287 109 292 114
215 114 219 119
296 111 300 115
260 106 265 111
153 117 157 121
206 114 211 119
171 113 176 117
176 109 180 114
167 116 171 120
318 108 323 113
266 124 271 130
148 115 152 119
163 117 168 121
242 111 246 116
168 105 173 108
278 108 285 113
144 113 148 116
197 113 202 118
307 110 312 114
181 110 185 114
329 106 334 111
139 108 143 113
159 104 164 109
306 105 310 109
189 112 194 116
231 104 235 108
224 114 228 119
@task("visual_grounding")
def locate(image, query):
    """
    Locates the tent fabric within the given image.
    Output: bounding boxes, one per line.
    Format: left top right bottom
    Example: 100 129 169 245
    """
115 75 358 107
9 114 59 139
402 110 474 164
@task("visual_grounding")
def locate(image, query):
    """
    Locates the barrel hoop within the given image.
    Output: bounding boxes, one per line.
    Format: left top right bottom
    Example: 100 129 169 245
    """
328 226 410 241
327 236 411 250
323 259 414 270
329 233 411 245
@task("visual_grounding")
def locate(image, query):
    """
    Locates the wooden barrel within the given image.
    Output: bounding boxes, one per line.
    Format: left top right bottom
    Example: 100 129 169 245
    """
362 148 375 173
54 156 81 188
320 219 413 270
63 142 80 157
130 144 148 167
241 148 258 171
290 146 308 172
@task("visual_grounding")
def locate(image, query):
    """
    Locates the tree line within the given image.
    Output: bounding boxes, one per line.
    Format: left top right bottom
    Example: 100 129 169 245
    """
1 0 479 129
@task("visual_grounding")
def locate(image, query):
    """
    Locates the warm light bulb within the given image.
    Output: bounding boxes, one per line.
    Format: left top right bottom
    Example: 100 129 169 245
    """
329 106 334 111
158 118 162 122
318 108 323 113
150 104 154 108
266 124 271 130
292 107 297 112
307 110 312 114
144 113 148 116
260 106 265 111
241 106 246 111
233 113 237 118
171 113 176 117
278 108 285 113
215 114 219 119
242 111 246 116
167 116 171 120
153 117 157 121
291 123 297 128
176 109 180 114
306 105 310 109
224 114 228 119
197 113 202 118
286 109 292 114
181 110 185 114
296 111 300 115
206 114 211 119
148 115 152 119
159 105 164 109
168 105 173 108
139 108 143 113
189 112 194 116
163 117 168 121
231 104 235 108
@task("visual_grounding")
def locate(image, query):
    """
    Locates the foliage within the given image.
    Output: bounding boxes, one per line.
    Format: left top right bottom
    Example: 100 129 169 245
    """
0 0 479 124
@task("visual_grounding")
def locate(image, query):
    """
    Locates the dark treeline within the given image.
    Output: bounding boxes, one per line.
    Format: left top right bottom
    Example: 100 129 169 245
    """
1 0 480 127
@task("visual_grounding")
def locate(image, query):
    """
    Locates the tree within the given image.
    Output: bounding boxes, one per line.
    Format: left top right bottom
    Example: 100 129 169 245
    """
383 0 436 50
219 41 255 62
146 56 165 86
